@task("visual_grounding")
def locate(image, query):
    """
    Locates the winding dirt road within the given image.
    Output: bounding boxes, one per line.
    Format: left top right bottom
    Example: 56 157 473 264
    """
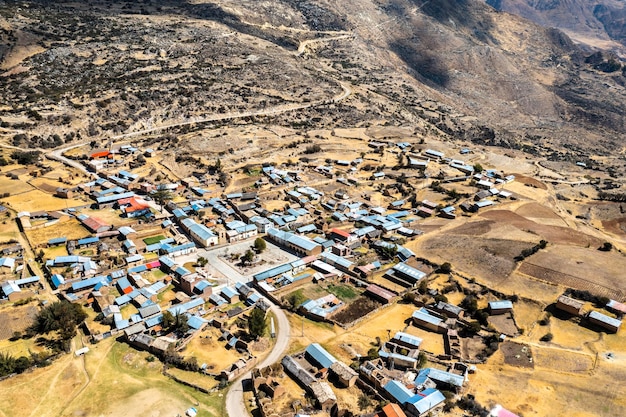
224 302 291 417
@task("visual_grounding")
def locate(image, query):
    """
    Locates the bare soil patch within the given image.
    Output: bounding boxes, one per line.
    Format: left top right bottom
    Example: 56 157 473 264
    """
332 296 382 326
512 173 547 190
602 217 626 237
520 246 626 301
519 262 624 302
447 220 494 236
416 234 529 283
480 210 602 247
0 306 37 340
501 341 534 368
533 347 594 373
487 312 518 336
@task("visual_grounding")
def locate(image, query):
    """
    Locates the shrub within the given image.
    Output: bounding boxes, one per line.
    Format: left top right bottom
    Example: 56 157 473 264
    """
540 332 553 342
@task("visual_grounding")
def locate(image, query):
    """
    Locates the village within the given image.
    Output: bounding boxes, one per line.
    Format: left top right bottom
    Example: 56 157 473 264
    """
0 128 624 417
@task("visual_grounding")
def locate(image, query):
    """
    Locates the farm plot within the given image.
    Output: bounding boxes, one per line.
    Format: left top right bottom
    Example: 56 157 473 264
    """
500 341 534 368
519 245 626 301
332 296 382 326
0 305 38 339
533 346 594 373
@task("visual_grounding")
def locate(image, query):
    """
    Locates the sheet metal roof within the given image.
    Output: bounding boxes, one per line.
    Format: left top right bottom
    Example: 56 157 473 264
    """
305 343 337 369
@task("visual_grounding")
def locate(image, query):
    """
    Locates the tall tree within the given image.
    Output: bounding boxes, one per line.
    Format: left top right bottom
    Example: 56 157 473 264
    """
248 307 267 339
152 188 173 212
253 237 266 253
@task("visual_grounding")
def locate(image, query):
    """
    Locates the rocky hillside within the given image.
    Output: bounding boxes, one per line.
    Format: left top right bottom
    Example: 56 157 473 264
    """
0 0 625 164
486 0 626 51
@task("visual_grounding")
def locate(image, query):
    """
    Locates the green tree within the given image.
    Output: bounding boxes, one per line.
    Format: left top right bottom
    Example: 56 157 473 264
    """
241 249 255 266
439 262 452 274
253 237 267 253
30 301 87 351
196 256 208 267
473 163 483 173
248 307 267 339
152 188 173 212
378 244 398 260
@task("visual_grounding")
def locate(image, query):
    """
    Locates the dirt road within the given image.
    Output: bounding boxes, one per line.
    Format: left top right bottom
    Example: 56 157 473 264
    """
225 302 291 417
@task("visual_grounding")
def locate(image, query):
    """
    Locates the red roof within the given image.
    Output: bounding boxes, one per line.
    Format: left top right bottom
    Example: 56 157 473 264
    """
81 216 109 232
146 261 161 269
330 228 351 239
378 403 407 417
120 197 150 213
365 284 396 301
90 150 111 159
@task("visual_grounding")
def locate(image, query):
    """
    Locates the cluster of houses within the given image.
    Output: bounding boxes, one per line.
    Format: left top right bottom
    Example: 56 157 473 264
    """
556 294 622 333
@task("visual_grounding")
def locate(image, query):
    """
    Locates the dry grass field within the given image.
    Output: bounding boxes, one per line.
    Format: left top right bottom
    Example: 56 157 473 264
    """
25 218 91 247
0 337 227 417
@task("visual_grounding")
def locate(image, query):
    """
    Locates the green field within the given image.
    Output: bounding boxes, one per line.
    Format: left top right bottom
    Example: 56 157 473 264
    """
143 235 166 245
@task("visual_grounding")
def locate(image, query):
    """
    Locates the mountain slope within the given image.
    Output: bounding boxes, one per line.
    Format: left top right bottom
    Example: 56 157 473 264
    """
486 0 626 51
0 0 625 161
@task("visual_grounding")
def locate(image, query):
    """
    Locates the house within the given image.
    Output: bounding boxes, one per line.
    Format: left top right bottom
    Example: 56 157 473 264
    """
119 196 151 218
412 308 448 333
0 257 16 272
556 295 584 316
488 300 513 315
220 286 239 303
431 301 464 318
364 284 396 304
376 403 408 417
587 310 622 333
55 187 74 199
329 361 358 387
267 228 322 256
78 215 110 233
383 380 446 417
384 262 427 288
180 218 218 247
306 343 337 369
424 149 445 159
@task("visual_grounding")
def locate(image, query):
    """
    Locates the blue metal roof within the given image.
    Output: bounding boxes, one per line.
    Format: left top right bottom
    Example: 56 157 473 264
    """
72 276 108 291
115 294 132 305
48 237 67 245
412 308 443 326
410 388 446 414
418 368 464 387
187 315 207 330
221 286 238 299
383 380 414 404
145 314 163 328
127 265 147 274
194 280 211 292
253 263 292 281
168 297 205 315
50 274 65 289
305 343 337 369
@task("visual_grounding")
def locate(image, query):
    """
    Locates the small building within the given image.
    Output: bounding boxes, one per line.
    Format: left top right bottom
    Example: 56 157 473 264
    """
556 295 584 316
364 284 396 304
412 308 448 333
329 361 358 387
488 300 513 315
376 403 408 417
55 187 74 199
587 310 622 333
